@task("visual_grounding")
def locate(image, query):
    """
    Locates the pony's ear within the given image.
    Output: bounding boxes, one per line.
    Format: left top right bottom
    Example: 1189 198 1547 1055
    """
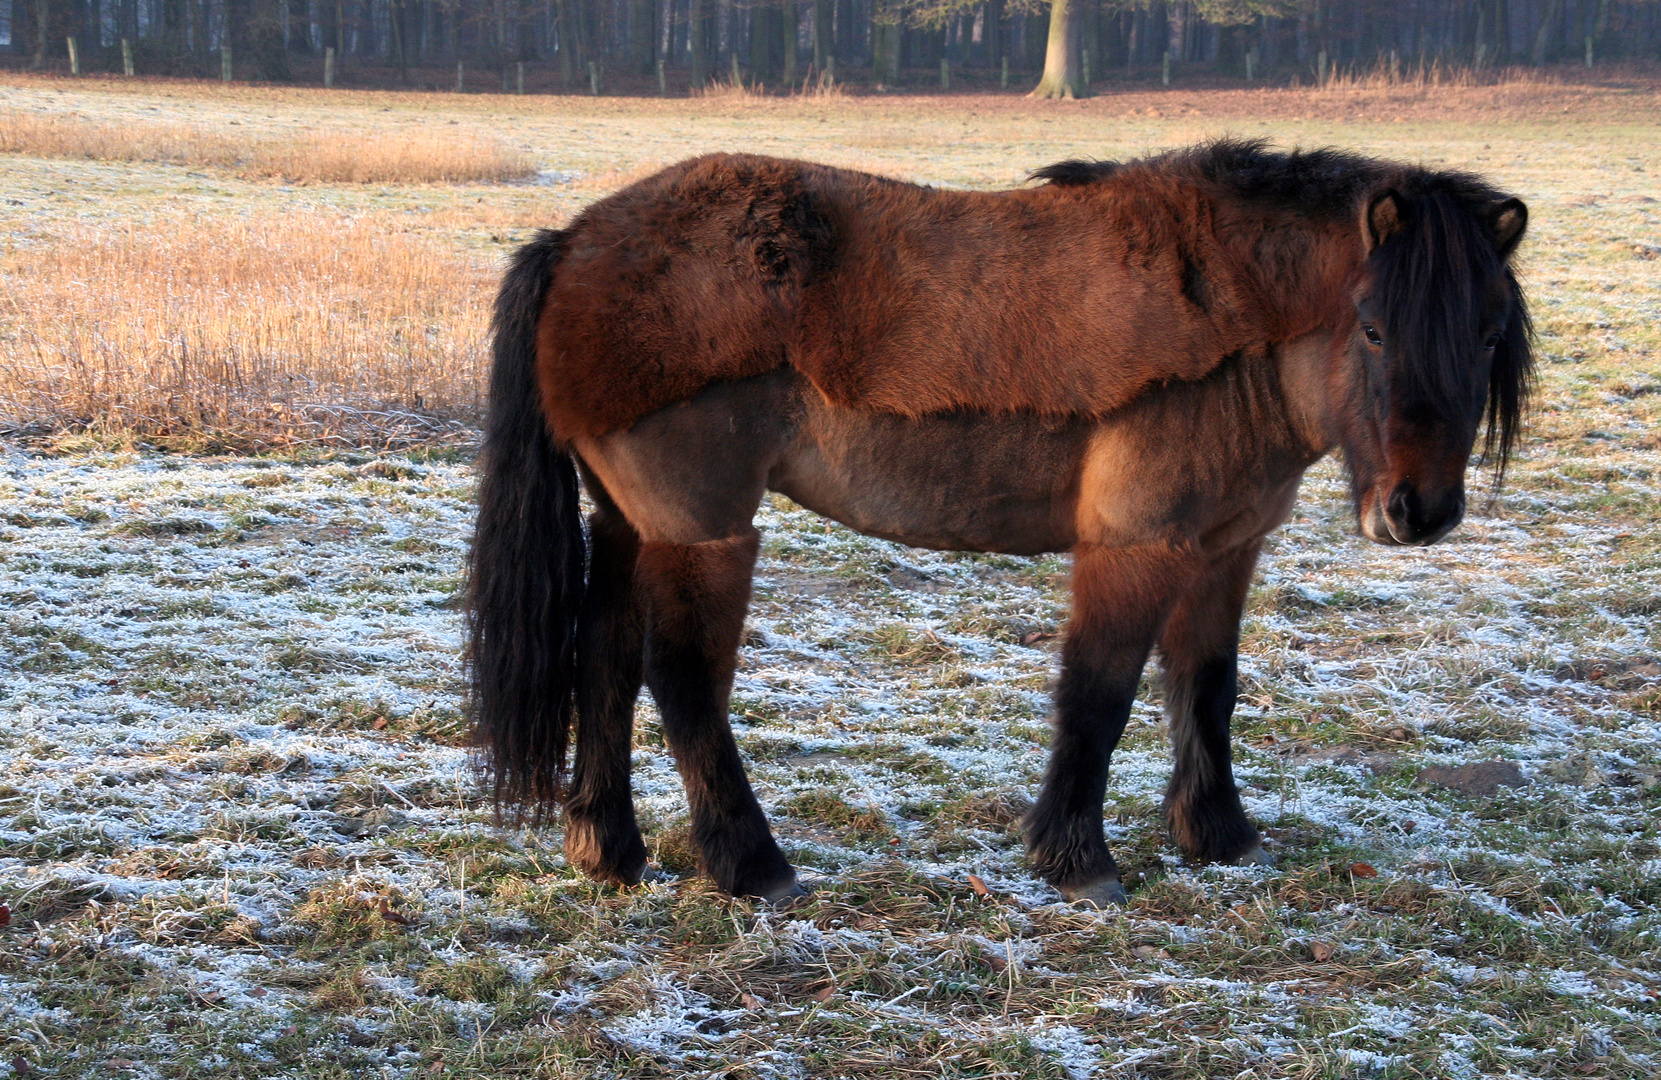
1363 189 1408 252
1489 197 1528 259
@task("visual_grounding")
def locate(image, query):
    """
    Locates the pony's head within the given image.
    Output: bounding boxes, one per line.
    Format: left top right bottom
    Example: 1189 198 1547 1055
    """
1340 183 1532 546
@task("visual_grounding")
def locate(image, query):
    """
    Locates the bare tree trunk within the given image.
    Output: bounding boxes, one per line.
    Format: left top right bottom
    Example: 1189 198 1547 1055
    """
259 0 296 77
1531 0 1561 63
392 0 409 79
985 0 1004 71
689 0 706 83
30 0 51 68
1591 0 1610 54
288 0 309 58
783 0 797 84
749 0 778 81
871 0 899 83
812 0 828 69
322 0 340 55
632 0 654 70
1029 0 1085 97
555 0 574 81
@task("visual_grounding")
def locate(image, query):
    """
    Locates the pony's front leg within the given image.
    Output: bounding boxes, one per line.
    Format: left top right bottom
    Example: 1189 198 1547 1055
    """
635 527 801 902
1026 542 1193 906
1159 541 1268 866
563 504 650 886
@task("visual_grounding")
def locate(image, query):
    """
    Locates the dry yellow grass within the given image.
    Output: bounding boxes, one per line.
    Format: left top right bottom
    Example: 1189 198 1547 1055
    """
250 127 535 184
1 71 1655 452
0 212 495 449
0 110 536 184
1308 57 1559 92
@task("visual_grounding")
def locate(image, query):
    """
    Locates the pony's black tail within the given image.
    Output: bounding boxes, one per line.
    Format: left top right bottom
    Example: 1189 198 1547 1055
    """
467 229 584 820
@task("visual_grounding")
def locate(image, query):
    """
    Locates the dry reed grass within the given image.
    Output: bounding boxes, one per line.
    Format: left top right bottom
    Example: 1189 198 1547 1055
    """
797 70 847 98
1306 57 1559 92
690 77 763 100
0 212 495 449
0 110 535 184
691 71 846 100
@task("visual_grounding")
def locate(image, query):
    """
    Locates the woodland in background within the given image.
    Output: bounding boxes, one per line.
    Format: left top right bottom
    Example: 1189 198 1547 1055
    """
4 0 1660 97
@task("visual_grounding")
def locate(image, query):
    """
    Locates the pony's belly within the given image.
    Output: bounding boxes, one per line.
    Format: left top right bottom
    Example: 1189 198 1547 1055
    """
768 398 1089 556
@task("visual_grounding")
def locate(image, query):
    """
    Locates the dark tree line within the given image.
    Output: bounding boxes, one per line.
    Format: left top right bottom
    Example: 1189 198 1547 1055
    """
5 0 1659 91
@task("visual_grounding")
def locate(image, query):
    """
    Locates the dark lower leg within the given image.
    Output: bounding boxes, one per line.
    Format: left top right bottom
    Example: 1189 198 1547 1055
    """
637 529 796 899
1026 543 1189 902
1160 543 1263 864
1024 644 1137 901
563 509 649 886
1162 654 1261 863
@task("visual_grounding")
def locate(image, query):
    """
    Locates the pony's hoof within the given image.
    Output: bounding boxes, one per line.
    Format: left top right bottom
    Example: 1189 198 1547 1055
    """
564 821 649 888
1060 878 1127 908
1232 844 1274 867
637 864 673 885
758 878 813 910
580 857 650 889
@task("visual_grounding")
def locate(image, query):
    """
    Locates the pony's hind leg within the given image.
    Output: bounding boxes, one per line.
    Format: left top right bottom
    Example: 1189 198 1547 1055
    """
1158 541 1267 866
1026 542 1194 905
563 480 650 886
634 527 801 901
571 370 801 900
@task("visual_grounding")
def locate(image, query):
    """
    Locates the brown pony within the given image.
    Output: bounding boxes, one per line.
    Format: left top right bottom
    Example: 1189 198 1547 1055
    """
466 140 1532 906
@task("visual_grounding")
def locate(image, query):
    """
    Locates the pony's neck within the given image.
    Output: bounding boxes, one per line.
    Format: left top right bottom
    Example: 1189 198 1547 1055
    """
1226 209 1364 344
1218 209 1362 462
1273 328 1351 461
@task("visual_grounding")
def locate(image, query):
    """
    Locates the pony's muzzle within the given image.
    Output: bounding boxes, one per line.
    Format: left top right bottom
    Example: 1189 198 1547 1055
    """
1364 483 1464 546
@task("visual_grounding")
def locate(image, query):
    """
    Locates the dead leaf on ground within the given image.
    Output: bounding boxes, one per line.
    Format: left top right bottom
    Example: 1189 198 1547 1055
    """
1349 862 1379 879
377 898 416 925
740 992 766 1010
812 985 836 1002
967 874 990 896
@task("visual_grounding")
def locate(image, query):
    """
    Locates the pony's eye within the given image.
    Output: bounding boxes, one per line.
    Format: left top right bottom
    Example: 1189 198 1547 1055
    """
1362 324 1383 347
1483 332 1502 351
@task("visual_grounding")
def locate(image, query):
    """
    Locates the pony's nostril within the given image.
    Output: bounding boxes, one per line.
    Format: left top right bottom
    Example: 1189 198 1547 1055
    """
1386 484 1462 543
1386 484 1421 530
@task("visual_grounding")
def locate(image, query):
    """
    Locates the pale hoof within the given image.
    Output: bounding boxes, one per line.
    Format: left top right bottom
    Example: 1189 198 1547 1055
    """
1060 878 1128 908
1231 844 1275 867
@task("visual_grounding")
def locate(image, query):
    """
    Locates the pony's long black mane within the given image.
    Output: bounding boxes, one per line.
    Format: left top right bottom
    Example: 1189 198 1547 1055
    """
1368 186 1534 482
1034 139 1534 482
1032 139 1387 214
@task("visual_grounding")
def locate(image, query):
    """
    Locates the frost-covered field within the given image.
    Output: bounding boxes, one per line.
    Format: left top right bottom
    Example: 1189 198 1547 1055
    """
2 72 1660 1079
0 435 1657 1077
